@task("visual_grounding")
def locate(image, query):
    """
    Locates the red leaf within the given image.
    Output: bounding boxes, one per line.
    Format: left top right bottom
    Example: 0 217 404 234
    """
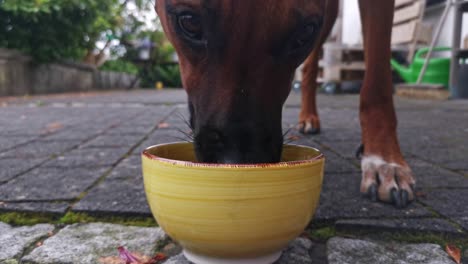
445 244 461 264
145 253 167 264
158 122 170 129
287 135 301 141
42 122 64 134
118 246 141 264
415 191 427 198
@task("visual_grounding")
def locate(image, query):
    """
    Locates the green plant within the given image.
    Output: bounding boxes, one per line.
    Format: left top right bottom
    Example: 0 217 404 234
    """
154 64 182 88
100 59 139 75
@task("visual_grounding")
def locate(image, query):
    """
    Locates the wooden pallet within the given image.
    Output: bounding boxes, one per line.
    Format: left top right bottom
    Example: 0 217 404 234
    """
392 0 432 61
318 44 366 83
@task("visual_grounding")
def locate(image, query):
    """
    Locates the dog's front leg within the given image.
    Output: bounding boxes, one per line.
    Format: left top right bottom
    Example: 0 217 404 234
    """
299 0 339 135
358 0 415 208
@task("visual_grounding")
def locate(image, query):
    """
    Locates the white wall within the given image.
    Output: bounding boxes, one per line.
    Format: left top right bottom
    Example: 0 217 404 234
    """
341 1 468 48
342 0 363 46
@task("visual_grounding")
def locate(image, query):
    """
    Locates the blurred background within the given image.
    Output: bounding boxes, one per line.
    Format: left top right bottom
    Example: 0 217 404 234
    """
0 0 181 95
1 0 467 98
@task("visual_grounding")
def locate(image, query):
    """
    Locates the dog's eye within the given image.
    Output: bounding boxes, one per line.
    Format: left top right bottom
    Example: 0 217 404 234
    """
178 13 203 41
291 23 317 51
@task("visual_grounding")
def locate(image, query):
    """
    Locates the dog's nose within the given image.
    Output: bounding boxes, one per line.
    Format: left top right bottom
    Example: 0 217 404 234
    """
193 126 282 164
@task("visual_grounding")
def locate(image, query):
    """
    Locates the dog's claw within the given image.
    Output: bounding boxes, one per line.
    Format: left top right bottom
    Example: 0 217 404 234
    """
355 144 364 160
367 183 378 202
298 122 320 135
390 188 409 208
401 190 409 208
390 188 402 208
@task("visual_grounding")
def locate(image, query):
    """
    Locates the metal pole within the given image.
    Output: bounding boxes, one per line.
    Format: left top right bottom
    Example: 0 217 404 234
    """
417 0 454 84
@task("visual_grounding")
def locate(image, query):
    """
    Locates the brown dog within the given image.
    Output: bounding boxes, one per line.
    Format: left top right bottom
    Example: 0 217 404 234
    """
155 0 415 208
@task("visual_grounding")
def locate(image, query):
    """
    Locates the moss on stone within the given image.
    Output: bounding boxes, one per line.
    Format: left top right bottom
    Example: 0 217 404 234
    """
58 212 158 227
0 211 157 227
0 212 58 226
306 226 337 242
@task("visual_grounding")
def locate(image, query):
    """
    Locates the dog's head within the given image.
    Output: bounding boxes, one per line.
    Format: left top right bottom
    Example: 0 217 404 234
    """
156 0 325 163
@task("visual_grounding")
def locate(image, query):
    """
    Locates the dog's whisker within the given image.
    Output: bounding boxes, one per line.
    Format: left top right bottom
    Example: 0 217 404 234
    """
173 136 193 143
176 127 194 140
175 111 193 130
282 128 293 138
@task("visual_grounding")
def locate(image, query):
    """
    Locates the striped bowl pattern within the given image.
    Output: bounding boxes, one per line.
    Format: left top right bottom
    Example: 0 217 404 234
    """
142 142 324 259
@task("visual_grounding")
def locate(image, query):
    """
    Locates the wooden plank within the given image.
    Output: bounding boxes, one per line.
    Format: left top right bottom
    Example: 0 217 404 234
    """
395 0 416 9
417 23 432 44
396 84 449 100
394 1 422 25
392 21 431 45
392 21 417 45
319 61 365 70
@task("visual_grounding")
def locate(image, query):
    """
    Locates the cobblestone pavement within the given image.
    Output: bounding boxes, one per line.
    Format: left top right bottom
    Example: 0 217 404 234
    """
0 90 467 263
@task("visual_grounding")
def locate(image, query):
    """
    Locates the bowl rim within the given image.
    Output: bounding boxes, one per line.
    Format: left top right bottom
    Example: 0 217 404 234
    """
142 142 324 169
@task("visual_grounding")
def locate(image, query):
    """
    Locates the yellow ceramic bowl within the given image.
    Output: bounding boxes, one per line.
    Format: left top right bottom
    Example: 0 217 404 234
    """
142 142 324 264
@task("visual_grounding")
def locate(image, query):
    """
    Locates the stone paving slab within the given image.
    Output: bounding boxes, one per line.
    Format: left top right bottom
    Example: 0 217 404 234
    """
22 223 165 264
0 140 80 159
408 146 468 171
420 189 468 220
72 177 151 216
107 155 142 180
0 158 47 183
163 238 326 264
0 202 69 214
41 130 97 141
0 167 108 202
82 134 145 149
42 147 130 168
0 136 36 152
327 237 456 264
406 158 468 189
315 173 432 221
336 218 463 235
0 223 54 264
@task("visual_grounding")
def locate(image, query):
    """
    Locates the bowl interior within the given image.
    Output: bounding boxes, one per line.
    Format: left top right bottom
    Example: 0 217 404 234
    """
143 142 323 167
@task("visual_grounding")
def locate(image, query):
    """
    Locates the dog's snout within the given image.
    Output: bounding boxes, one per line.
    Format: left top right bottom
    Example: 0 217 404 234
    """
193 125 282 165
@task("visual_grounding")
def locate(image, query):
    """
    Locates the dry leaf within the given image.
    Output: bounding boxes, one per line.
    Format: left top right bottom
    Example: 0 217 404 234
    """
445 244 461 264
99 256 124 264
42 122 64 134
114 247 166 264
146 253 167 264
287 135 301 141
36 241 43 247
118 246 141 264
415 191 427 198
158 122 170 129
47 231 54 237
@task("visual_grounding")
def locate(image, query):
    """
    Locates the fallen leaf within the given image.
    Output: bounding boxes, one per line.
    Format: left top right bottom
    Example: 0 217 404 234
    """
415 191 427 198
300 231 312 240
158 122 170 129
287 135 301 141
42 122 64 134
445 244 461 264
145 253 167 264
47 231 54 237
118 246 141 264
36 241 43 247
99 256 124 264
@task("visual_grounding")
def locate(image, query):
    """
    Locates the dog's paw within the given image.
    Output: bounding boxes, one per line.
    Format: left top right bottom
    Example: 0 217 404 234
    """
360 155 416 208
298 118 320 135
